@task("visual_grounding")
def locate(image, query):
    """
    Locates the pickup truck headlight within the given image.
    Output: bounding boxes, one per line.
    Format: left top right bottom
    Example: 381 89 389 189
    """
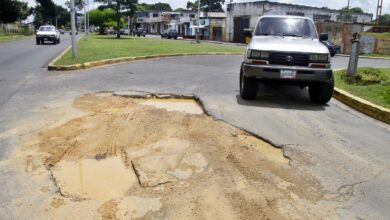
247 50 269 60
309 54 330 63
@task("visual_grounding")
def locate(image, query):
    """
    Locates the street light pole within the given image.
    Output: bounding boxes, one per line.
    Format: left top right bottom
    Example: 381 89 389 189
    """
70 0 77 58
84 1 87 40
196 0 200 43
87 0 90 36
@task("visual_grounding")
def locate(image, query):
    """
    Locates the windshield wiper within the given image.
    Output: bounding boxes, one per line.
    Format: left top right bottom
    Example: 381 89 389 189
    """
282 33 311 38
257 33 282 37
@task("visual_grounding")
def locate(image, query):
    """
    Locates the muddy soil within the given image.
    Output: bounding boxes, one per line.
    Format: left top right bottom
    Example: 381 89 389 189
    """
5 93 335 219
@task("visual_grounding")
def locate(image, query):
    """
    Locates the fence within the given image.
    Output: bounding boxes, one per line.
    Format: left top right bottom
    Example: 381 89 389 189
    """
315 21 390 55
0 23 34 34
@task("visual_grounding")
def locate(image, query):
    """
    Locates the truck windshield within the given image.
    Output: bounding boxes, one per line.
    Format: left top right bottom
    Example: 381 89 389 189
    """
254 17 317 38
39 26 54 31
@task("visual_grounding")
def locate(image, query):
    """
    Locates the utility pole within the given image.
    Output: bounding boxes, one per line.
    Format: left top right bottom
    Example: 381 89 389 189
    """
196 0 200 43
87 0 90 36
70 0 77 58
347 0 350 10
347 33 360 76
376 0 383 24
84 1 87 40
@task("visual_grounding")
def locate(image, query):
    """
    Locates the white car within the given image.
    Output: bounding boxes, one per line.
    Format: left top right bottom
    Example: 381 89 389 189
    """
36 25 60 45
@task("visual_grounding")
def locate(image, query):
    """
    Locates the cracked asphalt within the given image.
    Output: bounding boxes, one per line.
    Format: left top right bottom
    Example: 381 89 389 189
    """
1 35 390 219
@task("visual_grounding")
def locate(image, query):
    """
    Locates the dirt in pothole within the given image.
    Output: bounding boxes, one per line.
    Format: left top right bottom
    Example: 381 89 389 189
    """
25 93 332 219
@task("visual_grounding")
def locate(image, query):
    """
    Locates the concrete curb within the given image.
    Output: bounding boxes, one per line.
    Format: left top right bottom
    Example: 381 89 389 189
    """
333 88 390 124
47 52 244 71
335 54 390 60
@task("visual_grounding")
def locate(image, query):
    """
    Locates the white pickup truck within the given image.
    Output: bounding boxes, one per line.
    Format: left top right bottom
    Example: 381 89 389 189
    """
36 25 60 45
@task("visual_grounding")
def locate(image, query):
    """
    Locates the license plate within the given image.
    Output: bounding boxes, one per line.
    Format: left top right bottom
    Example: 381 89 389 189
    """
280 70 296 79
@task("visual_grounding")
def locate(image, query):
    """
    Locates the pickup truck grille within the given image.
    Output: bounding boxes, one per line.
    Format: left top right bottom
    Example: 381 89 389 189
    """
269 52 309 67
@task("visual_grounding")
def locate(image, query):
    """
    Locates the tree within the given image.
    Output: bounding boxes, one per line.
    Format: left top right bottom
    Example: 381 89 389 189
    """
338 7 364 22
89 8 117 34
65 0 84 11
378 14 390 25
0 0 31 23
149 3 172 11
186 0 225 12
136 2 172 12
55 5 70 28
96 0 138 38
340 7 364 14
33 0 57 27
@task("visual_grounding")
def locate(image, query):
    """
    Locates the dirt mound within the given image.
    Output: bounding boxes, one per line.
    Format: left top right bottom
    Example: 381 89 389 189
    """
31 93 331 219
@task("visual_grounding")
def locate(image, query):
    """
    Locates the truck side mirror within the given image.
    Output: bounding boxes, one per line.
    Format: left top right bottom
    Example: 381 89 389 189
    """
244 30 252 38
319 33 328 41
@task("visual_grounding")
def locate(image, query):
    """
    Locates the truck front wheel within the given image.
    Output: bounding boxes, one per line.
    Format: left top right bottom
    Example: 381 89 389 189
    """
239 64 258 99
308 80 334 104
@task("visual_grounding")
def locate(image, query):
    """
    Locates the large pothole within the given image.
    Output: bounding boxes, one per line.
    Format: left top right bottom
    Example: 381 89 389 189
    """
28 92 329 219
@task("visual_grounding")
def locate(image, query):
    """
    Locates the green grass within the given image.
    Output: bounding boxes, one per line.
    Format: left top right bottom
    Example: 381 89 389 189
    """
335 67 390 108
361 53 390 59
362 32 390 39
55 34 245 65
0 33 32 42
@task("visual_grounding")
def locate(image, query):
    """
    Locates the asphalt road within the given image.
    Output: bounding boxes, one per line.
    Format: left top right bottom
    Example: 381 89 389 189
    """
0 34 72 107
0 36 390 219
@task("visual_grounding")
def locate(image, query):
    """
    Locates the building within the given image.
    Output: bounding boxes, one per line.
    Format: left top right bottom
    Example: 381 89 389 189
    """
135 10 226 40
178 10 197 37
226 1 373 43
135 11 163 34
135 10 198 36
187 12 226 40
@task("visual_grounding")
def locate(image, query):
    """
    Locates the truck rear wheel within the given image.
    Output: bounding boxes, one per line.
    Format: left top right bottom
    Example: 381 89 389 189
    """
239 64 258 99
309 80 334 104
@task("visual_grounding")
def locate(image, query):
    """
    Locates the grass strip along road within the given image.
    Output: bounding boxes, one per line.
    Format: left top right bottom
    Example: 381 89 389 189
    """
55 34 245 65
0 33 32 42
334 67 390 109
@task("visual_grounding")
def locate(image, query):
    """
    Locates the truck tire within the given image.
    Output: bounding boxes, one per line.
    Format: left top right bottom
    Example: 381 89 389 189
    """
57 38 60 44
36 39 40 45
309 79 334 104
239 64 258 99
53 40 57 45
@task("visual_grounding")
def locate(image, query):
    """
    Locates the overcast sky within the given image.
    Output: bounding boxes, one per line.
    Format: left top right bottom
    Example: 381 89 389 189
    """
24 0 390 16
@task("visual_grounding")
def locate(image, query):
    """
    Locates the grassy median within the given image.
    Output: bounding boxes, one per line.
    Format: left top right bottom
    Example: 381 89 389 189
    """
0 33 32 42
55 34 244 65
334 67 390 108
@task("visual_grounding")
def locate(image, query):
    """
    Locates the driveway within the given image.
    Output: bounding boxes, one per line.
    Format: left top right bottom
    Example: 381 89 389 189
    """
0 37 389 219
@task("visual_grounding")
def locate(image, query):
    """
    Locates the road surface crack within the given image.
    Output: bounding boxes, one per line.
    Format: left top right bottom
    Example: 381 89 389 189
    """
324 168 386 202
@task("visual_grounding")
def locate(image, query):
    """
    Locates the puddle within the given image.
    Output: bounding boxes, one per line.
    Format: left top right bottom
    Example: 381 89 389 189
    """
141 99 204 115
51 156 138 201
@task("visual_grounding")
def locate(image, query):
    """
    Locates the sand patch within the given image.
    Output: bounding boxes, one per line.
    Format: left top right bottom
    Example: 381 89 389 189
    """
18 93 332 219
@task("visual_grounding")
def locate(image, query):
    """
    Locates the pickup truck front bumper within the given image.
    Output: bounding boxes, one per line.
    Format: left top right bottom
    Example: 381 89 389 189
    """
243 63 333 83
36 36 57 42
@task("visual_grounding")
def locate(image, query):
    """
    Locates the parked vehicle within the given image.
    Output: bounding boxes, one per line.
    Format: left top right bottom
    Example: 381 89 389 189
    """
161 29 178 39
105 28 117 35
240 15 334 104
58 29 65 34
321 40 340 57
134 28 146 37
36 25 60 45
